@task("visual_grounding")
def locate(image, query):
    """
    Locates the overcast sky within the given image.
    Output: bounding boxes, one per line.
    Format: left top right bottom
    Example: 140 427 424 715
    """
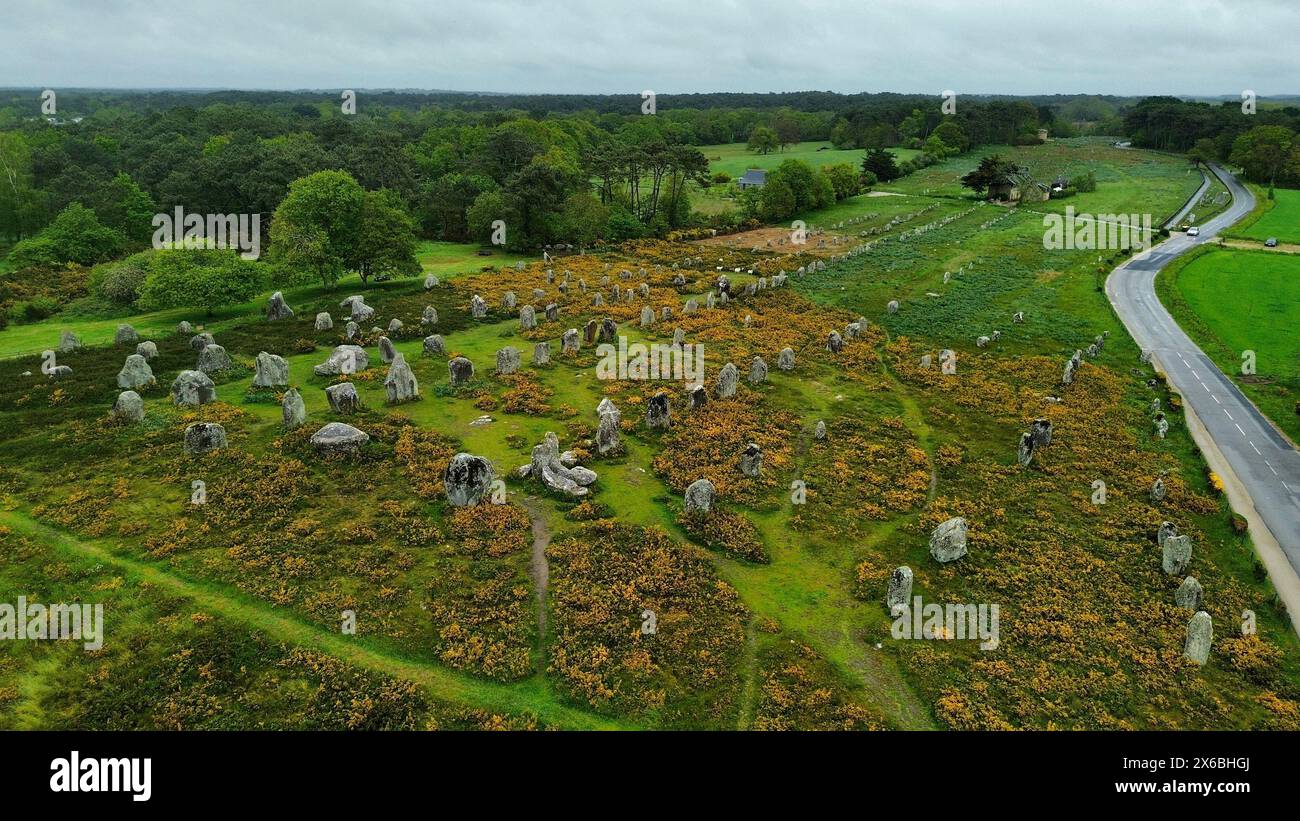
5 0 1297 96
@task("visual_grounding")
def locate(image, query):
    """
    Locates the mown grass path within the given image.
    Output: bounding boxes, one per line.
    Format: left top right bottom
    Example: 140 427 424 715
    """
0 507 631 730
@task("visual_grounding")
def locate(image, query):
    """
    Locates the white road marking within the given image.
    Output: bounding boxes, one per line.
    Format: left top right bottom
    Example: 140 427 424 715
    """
1235 423 1247 436
1191 369 1200 379
1201 381 1211 392
1212 395 1221 404
1224 408 1233 421
1251 441 1261 455
1268 462 1278 475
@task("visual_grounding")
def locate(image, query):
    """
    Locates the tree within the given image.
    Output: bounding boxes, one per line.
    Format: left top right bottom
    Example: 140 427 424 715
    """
1186 138 1218 168
0 132 42 241
862 148 900 183
8 202 127 268
747 126 779 155
350 189 420 283
823 163 862 200
1229 125 1300 188
89 172 156 244
960 154 1021 196
269 170 364 287
136 249 267 316
466 190 514 246
931 120 969 153
558 192 608 246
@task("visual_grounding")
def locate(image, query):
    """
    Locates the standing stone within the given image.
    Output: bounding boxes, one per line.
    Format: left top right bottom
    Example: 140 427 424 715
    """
640 306 654 327
387 318 404 334
1151 477 1167 502
827 331 843 353
646 391 671 429
1013 311 1024 324
597 407 621 455
1154 414 1169 439
684 478 716 514
671 327 686 348
519 305 537 331
267 291 294 320
470 294 487 318
920 354 932 368
171 370 216 406
252 352 289 388
190 332 215 352
584 320 599 345
599 318 618 343
58 330 82 353
1158 521 1180 547
421 306 438 328
502 292 517 311
977 335 991 348
562 328 580 354
384 353 419 403
345 321 359 340
886 300 899 315
1030 419 1053 448
111 390 144 423
310 422 370 455
1162 534 1193 575
778 347 795 371
183 422 227 455
444 453 495 506
315 312 334 331
716 362 739 398
117 354 156 389
597 397 620 425
424 273 439 290
929 516 968 563
738 443 762 478
1017 432 1035 467
326 382 361 415
115 324 138 345
1175 576 1204 610
815 420 827 440
749 356 768 385
545 303 558 322
423 335 446 356
1183 611 1213 666
496 347 521 375
197 343 233 374
314 345 368 376
375 336 395 365
1063 358 1077 385
282 387 306 430
533 342 551 365
176 321 193 335
688 384 708 410
684 298 698 314
887 566 914 613
133 340 157 360
448 356 475 386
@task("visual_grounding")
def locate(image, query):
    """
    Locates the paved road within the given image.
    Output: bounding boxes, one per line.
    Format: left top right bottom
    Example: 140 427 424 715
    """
1107 164 1300 578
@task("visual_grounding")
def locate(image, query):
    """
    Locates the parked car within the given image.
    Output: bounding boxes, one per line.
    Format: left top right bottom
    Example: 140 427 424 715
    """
1265 237 1278 247
1186 226 1200 236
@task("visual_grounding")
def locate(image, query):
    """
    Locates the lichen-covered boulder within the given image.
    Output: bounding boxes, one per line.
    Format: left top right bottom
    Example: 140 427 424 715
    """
495 347 521 375
469 294 487 318
183 422 227 455
645 391 671 429
597 406 620 454
815 420 827 440
1030 419 1052 448
111 390 144 423
886 299 899 315
519 305 536 331
314 312 333 331
1175 576 1203 610
384 353 419 403
561 328 580 354
887 566 913 613
424 273 439 290
421 306 438 328
117 354 156 389
313 345 368 377
444 453 494 506
1162 534 1192 575
282 387 306 430
778 347 795 371
826 331 843 354
1017 432 1035 467
135 340 158 360
684 478 716 514
1183 610 1212 665
423 334 446 356
114 324 138 345
176 321 193 335
378 336 396 364
748 356 768 385
533 342 550 366
716 362 739 399
448 356 475 386
58 330 82 353
267 290 294 320
310 422 370 455
689 384 708 410
1151 477 1167 502
190 332 214 352
171 370 216 407
252 351 289 388
387 318 403 334
196 343 233 374
738 443 762 477
929 516 968 563
325 382 361 414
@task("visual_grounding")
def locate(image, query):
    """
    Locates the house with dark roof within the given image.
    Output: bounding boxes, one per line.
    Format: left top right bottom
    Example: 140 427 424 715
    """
736 169 767 190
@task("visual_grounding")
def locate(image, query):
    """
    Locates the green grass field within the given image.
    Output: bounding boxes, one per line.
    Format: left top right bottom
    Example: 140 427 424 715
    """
1159 246 1300 442
1232 188 1300 244
702 141 918 179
